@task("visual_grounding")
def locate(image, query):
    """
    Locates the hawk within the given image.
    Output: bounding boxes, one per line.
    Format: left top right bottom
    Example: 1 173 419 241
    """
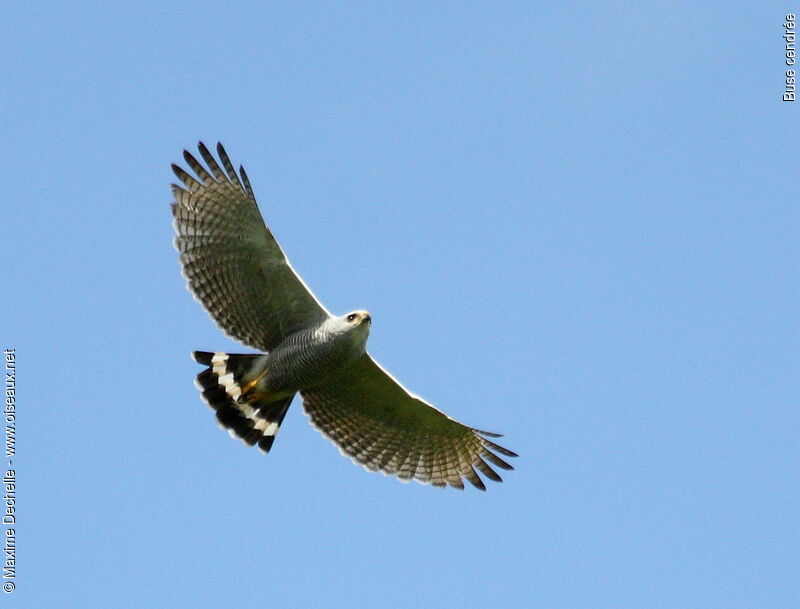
171 142 517 490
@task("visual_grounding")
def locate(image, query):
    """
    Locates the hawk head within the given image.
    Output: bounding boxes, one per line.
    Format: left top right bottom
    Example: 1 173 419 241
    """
338 309 372 348
345 310 371 327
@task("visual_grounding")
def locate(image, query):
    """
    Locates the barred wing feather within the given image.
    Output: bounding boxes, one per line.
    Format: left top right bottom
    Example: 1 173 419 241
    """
301 354 517 490
171 142 328 351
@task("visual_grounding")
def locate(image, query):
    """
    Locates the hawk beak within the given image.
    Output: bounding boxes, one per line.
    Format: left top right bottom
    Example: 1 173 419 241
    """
362 312 371 324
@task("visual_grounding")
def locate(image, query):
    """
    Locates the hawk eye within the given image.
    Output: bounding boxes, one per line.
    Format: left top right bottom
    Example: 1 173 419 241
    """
346 313 357 322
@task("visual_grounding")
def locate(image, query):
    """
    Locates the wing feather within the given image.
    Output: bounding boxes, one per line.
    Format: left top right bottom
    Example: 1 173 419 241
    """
182 150 213 185
197 141 226 181
216 142 244 188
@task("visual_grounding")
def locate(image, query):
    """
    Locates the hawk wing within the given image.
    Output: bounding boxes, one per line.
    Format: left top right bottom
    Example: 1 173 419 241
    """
301 355 517 490
171 142 329 351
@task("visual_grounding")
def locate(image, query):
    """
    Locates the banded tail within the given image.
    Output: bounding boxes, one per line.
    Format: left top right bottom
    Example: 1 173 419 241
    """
192 351 294 453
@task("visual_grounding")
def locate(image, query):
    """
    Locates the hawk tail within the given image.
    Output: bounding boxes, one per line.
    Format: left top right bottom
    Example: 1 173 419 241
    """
192 351 294 453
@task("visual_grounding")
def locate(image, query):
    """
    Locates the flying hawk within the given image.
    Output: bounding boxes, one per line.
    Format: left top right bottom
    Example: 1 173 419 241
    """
171 142 517 490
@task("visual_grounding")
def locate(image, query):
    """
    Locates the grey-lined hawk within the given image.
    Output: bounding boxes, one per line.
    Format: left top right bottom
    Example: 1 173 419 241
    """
171 142 517 490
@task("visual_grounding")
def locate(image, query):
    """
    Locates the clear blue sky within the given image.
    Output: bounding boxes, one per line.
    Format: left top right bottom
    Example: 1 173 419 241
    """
2 2 797 608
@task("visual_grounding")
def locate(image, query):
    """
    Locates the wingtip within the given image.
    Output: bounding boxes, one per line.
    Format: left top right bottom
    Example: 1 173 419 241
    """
474 428 504 438
485 438 518 458
465 467 487 491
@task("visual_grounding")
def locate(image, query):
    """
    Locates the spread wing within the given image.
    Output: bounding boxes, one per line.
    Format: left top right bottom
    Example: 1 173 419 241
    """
171 142 329 351
301 355 517 490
